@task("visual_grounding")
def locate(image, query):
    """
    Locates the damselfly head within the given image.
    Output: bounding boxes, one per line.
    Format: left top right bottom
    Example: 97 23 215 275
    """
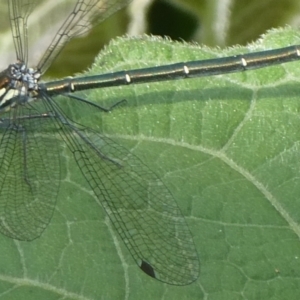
8 62 41 91
0 62 41 113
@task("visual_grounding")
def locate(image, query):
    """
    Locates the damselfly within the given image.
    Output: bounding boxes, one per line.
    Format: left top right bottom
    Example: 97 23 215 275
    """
1 0 300 286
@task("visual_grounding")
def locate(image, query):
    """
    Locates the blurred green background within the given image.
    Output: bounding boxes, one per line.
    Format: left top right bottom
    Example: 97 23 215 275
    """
49 0 300 76
1 0 300 78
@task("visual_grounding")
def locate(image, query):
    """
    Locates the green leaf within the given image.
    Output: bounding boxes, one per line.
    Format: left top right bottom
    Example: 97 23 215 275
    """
2 27 300 299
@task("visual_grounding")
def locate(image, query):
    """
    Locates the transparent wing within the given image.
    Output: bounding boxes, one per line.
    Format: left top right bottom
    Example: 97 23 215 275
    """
44 93 199 285
36 0 132 74
0 95 61 241
7 0 132 72
8 0 38 64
